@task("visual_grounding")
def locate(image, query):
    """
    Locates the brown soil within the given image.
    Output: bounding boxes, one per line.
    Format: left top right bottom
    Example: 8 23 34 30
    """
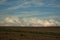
0 27 60 40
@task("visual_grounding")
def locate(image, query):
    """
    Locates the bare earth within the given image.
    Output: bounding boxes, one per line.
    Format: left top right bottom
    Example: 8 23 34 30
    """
0 27 60 40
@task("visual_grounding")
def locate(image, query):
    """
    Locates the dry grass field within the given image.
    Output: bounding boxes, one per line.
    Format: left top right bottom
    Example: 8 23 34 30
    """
0 27 60 40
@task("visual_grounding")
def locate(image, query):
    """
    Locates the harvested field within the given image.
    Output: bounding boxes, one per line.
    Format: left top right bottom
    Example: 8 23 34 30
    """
0 27 60 40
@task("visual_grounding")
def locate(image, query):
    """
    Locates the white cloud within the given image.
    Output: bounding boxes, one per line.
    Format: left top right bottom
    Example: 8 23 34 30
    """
4 17 20 23
0 17 60 26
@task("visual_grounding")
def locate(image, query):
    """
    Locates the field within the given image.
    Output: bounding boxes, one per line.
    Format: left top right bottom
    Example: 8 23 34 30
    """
0 27 60 40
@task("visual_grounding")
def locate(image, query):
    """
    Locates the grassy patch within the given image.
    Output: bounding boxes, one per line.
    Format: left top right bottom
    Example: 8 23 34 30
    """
29 31 60 36
0 28 60 36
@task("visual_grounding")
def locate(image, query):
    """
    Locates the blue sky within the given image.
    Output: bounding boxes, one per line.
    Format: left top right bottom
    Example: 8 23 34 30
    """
0 0 60 26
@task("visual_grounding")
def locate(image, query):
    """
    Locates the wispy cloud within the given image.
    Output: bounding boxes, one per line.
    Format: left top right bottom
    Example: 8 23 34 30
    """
6 0 45 10
4 0 60 10
0 0 59 14
0 0 7 3
31 0 45 6
7 1 31 10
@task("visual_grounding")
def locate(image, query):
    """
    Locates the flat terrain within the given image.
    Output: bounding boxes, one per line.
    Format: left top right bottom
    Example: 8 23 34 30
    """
0 27 60 40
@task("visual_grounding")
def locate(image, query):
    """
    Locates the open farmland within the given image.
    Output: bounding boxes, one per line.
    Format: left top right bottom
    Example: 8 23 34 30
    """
0 27 60 40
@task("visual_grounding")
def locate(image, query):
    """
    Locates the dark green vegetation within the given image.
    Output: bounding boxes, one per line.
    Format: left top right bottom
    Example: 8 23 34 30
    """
0 27 60 40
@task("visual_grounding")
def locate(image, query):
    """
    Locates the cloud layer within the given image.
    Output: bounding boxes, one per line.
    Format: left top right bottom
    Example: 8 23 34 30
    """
0 0 60 27
0 17 60 26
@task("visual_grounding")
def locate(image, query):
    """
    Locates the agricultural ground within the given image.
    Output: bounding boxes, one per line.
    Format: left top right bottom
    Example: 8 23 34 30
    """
0 27 60 40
